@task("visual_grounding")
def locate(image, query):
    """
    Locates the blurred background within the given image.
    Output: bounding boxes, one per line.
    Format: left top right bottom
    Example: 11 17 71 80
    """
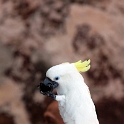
0 0 124 124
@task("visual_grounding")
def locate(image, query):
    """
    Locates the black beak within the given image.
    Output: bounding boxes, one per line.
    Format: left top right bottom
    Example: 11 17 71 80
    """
38 77 59 94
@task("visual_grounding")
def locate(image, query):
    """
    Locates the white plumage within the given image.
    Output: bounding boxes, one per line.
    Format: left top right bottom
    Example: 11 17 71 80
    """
46 60 99 124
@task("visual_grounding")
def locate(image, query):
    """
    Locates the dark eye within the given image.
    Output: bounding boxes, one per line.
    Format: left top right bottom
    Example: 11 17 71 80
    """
54 76 60 81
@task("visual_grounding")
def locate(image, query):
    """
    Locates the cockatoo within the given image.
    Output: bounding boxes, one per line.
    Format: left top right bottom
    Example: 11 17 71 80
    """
38 60 99 124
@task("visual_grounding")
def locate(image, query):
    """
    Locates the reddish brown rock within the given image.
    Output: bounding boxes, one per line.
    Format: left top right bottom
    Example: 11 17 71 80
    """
44 101 64 124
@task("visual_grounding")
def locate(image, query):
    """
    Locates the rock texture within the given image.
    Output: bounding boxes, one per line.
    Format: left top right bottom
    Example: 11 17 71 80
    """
0 0 124 124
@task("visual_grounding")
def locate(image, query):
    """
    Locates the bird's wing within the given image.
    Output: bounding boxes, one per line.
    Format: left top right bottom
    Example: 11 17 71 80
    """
65 90 99 124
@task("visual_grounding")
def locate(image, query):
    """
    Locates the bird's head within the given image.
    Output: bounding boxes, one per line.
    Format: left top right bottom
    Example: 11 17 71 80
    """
38 60 90 95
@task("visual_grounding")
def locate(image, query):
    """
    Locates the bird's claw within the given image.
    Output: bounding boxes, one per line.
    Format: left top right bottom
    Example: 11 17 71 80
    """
41 92 56 99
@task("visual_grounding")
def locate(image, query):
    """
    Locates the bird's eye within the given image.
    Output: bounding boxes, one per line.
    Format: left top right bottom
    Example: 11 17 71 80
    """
54 76 60 81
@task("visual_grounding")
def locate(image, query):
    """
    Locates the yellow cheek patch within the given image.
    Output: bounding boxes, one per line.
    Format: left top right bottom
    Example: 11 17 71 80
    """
72 59 90 72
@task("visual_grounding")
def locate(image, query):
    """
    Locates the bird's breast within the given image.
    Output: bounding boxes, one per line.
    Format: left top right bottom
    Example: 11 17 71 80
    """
58 101 74 124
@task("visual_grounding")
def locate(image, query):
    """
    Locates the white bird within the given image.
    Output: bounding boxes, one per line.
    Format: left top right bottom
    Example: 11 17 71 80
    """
39 60 99 124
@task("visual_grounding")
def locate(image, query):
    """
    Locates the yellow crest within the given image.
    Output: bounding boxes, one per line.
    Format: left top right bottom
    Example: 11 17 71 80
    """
72 59 91 72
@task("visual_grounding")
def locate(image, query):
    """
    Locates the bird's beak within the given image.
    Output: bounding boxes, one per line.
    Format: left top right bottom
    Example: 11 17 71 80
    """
38 77 59 94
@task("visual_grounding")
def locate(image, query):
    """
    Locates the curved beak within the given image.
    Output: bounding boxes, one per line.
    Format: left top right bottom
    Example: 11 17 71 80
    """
38 78 59 94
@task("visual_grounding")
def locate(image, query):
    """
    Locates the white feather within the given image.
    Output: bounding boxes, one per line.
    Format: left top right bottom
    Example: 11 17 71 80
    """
46 63 99 124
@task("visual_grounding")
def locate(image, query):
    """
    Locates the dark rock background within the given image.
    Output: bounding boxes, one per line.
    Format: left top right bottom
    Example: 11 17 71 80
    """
0 0 124 124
